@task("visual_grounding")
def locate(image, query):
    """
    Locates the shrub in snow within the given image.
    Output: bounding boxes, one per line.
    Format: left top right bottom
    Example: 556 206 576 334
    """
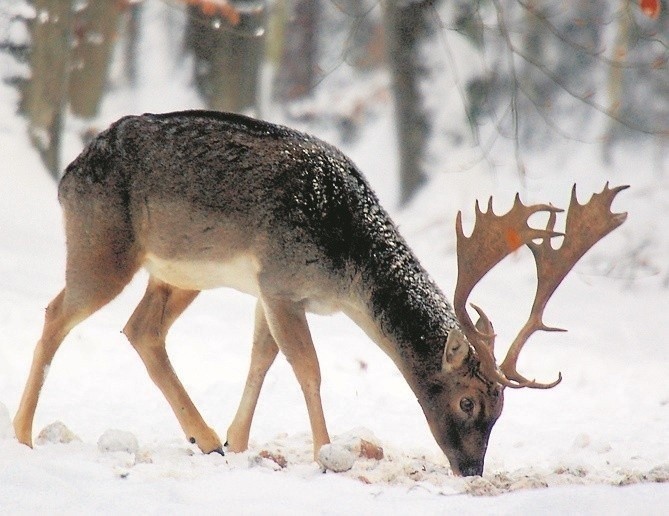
97 429 139 455
35 421 81 445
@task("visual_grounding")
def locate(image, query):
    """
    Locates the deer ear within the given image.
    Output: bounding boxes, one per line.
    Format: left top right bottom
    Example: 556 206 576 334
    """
442 329 470 372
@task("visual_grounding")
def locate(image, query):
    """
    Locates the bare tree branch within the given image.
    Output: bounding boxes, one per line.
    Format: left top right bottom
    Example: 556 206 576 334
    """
490 0 524 176
517 0 668 71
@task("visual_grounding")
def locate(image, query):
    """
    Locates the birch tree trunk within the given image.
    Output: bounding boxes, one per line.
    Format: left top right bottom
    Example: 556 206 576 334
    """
602 0 632 162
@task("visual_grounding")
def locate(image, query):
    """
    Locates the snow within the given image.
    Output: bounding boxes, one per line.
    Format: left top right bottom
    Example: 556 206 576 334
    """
97 429 140 455
1 1 668 513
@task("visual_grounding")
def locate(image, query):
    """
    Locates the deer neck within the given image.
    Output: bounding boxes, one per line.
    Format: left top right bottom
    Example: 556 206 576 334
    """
345 238 458 394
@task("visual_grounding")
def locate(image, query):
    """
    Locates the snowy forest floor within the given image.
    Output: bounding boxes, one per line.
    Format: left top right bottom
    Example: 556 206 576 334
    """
1 2 669 514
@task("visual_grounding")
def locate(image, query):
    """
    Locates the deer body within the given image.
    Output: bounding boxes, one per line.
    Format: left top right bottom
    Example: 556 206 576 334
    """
14 110 626 477
15 111 497 476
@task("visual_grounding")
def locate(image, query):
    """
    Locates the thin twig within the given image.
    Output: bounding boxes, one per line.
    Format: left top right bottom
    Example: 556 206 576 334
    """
491 0 524 178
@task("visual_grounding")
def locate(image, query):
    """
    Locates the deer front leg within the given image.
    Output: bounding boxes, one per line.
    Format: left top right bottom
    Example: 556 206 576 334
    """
260 295 330 461
226 300 279 452
123 279 222 454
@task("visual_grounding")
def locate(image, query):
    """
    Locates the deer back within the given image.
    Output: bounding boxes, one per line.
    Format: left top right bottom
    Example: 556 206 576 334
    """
59 111 405 309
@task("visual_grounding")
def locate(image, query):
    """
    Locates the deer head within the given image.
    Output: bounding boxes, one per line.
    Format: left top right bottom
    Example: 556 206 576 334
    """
423 184 628 476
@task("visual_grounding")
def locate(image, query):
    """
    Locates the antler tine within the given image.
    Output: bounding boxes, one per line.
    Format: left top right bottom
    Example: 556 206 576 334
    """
498 183 629 389
454 198 563 324
468 304 529 389
498 208 565 389
453 195 564 388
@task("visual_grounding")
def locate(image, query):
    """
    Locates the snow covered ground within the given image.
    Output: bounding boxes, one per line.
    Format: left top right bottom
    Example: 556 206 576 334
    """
1 2 668 513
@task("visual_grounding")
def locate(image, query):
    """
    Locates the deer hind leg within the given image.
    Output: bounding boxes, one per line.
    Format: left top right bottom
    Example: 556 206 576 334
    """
14 254 137 447
260 295 330 461
226 300 279 453
122 278 222 454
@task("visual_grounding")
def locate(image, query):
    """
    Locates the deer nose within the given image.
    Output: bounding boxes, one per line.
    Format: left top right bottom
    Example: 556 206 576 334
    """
457 460 484 477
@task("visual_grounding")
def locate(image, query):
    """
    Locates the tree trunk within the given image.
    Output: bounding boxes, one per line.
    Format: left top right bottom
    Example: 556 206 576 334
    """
123 2 142 88
186 2 266 114
602 0 632 162
23 0 73 179
384 0 440 205
273 0 320 101
209 12 265 113
68 0 121 119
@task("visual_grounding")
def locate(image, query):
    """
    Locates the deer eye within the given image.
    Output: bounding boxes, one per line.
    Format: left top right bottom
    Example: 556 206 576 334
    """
460 397 475 414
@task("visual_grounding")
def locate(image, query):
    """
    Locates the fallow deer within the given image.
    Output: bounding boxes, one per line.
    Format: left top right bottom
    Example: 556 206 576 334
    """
13 110 627 476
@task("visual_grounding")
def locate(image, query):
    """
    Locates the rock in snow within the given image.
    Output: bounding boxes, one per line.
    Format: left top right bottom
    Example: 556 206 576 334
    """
318 443 356 473
35 421 81 445
97 429 139 455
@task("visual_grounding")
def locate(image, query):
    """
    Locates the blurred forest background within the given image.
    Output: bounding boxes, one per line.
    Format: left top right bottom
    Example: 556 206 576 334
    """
0 0 667 205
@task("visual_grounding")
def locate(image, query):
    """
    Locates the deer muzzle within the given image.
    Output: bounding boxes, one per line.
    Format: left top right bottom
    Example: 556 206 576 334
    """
452 458 485 477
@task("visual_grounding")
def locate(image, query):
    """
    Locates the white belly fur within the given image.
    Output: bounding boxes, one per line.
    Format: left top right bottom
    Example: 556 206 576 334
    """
143 252 261 294
143 253 346 316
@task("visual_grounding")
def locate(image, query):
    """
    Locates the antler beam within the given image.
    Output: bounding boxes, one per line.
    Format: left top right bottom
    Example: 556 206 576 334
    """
455 184 629 389
498 183 629 387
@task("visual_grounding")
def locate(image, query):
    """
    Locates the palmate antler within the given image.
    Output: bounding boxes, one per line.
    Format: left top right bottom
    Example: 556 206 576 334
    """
454 183 629 389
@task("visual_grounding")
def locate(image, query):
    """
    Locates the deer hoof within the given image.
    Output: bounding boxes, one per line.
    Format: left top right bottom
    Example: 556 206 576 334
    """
188 428 223 455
